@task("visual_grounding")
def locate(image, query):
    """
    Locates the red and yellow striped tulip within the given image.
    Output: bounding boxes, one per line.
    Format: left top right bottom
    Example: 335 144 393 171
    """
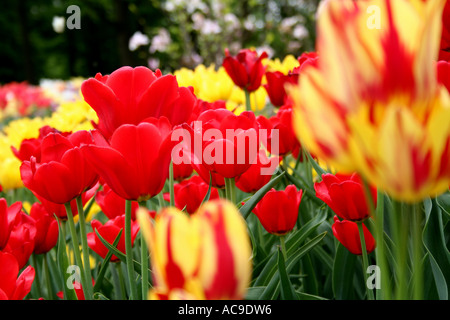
289 0 450 202
137 199 252 300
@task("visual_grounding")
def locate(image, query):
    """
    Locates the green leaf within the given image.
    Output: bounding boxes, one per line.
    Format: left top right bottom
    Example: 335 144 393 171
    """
253 210 326 287
93 230 123 293
245 286 266 300
332 243 357 300
259 232 327 299
296 291 328 300
93 292 110 300
422 199 450 300
239 171 285 220
94 229 152 283
278 249 298 300
436 192 450 218
55 218 78 300
200 171 213 205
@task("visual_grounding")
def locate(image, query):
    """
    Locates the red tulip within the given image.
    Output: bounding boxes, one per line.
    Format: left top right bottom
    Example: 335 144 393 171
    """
0 199 21 250
35 185 97 220
201 110 260 178
81 118 175 202
163 175 220 214
437 60 450 93
29 203 59 254
95 184 139 220
263 71 299 107
56 279 95 300
4 211 37 269
188 99 226 123
297 52 319 72
81 66 196 140
20 130 99 204
439 0 450 61
315 173 377 221
0 251 35 300
252 185 303 235
235 150 280 193
11 126 67 162
257 105 301 157
172 162 193 182
222 48 268 92
87 215 140 262
191 162 226 189
332 216 376 255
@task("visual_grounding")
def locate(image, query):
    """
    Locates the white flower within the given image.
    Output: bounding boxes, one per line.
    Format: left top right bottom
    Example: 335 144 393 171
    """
147 58 160 70
293 25 308 39
128 31 150 51
149 29 172 53
200 19 221 35
52 16 65 33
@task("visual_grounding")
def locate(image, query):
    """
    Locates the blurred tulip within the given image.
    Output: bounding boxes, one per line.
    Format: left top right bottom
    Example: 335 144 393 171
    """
138 199 252 300
437 60 450 92
332 216 376 255
87 215 140 262
314 173 377 221
0 251 35 300
30 203 59 254
81 66 196 140
289 0 450 202
20 130 99 204
252 185 303 235
81 118 175 202
222 48 268 92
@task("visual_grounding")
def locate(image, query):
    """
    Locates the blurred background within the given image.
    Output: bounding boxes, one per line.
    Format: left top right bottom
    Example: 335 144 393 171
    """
0 0 320 84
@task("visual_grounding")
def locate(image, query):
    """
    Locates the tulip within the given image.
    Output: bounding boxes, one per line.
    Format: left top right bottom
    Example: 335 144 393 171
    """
30 203 59 255
81 66 196 140
0 251 35 300
297 52 319 72
257 105 301 157
137 199 252 300
87 215 140 262
0 198 21 250
172 162 193 182
163 175 220 214
314 173 377 221
11 126 66 162
222 48 268 92
4 211 37 269
20 130 99 205
252 185 303 235
235 150 280 193
95 184 139 220
263 71 299 107
332 216 376 255
289 0 450 202
81 118 175 202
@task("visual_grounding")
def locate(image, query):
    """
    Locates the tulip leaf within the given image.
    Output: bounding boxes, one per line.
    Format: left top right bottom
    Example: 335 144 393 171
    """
296 291 328 300
436 192 450 218
93 230 123 293
94 229 153 283
277 248 298 300
332 243 357 300
422 198 450 300
245 286 266 300
55 217 78 300
239 171 285 220
93 292 110 300
259 232 327 299
254 210 326 287
201 171 213 206
304 149 327 178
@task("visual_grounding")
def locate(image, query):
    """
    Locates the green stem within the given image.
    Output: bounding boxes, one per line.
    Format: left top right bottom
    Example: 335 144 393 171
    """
169 160 175 207
114 263 127 300
374 191 390 300
391 200 408 300
157 191 165 210
138 201 149 300
412 203 423 300
224 177 236 205
125 199 138 300
244 89 251 111
43 253 54 300
357 221 374 300
64 202 90 300
279 235 287 260
75 196 93 299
